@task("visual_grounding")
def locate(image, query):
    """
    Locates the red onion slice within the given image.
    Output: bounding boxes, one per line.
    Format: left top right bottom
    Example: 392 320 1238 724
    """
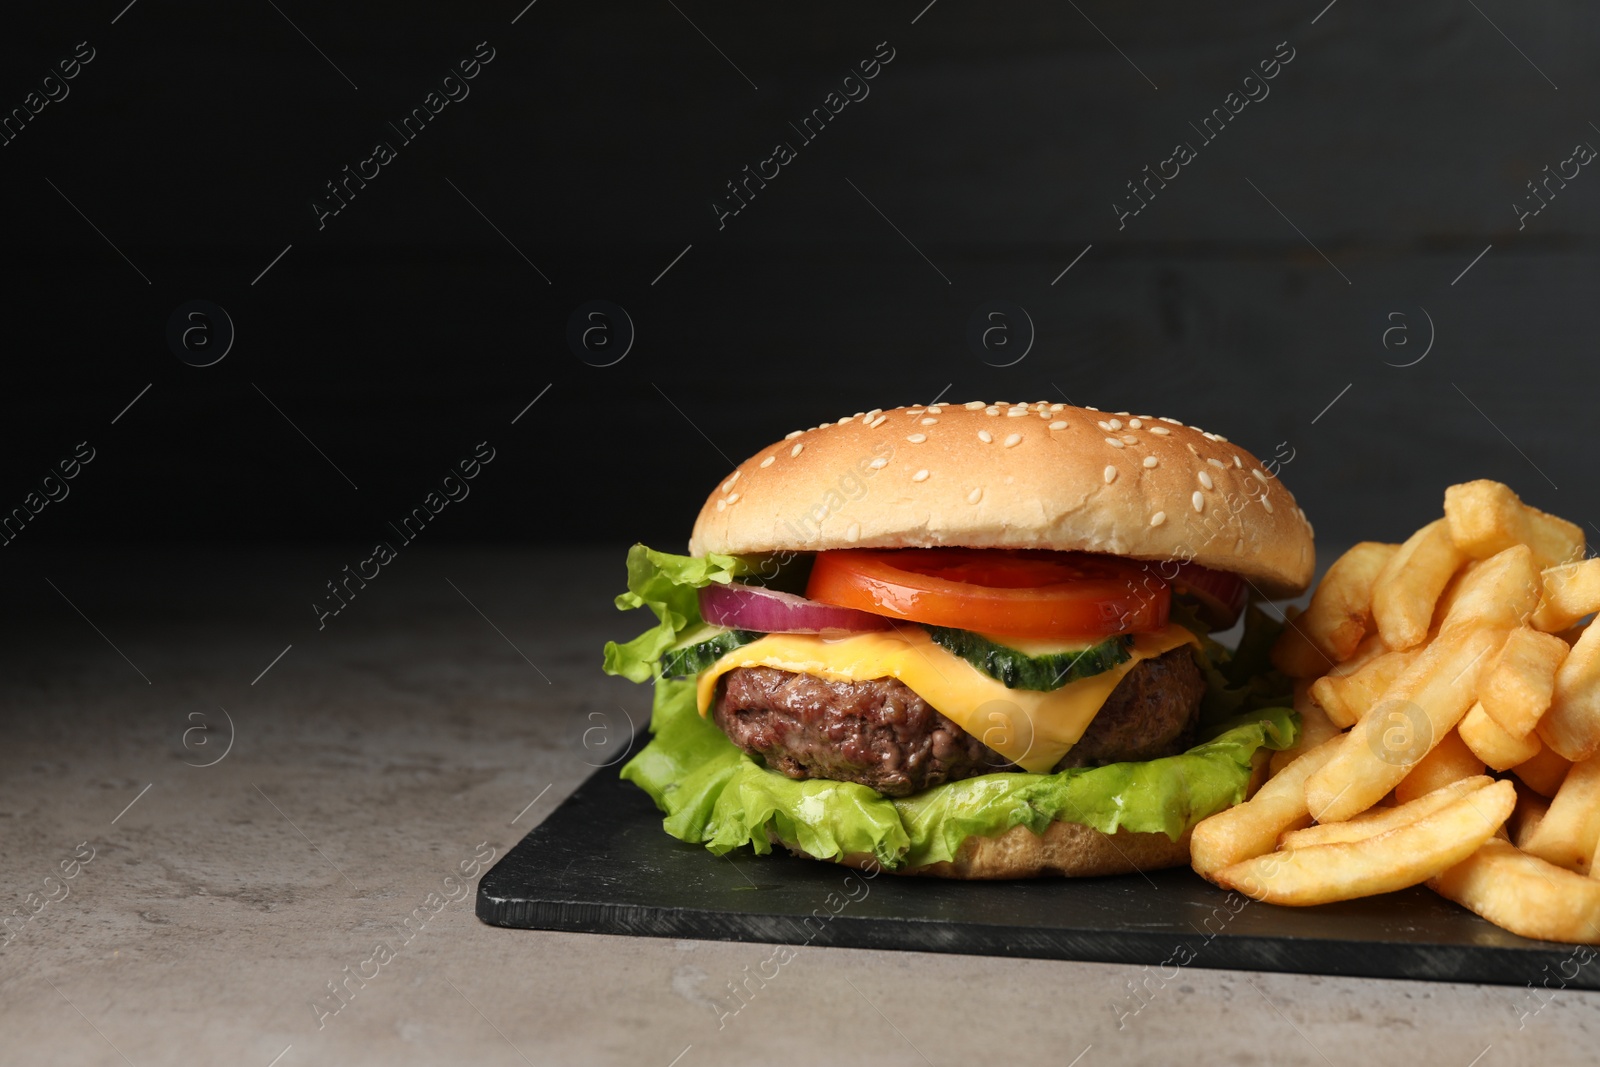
699 582 892 634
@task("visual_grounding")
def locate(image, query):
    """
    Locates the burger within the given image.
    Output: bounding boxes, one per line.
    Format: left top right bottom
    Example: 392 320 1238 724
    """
604 400 1314 878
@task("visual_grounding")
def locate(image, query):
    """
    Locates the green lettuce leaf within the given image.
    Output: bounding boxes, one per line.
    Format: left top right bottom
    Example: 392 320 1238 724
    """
620 676 1296 868
601 544 748 683
608 544 1300 870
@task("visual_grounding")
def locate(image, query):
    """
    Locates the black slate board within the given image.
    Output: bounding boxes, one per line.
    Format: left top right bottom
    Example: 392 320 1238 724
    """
478 763 1591 989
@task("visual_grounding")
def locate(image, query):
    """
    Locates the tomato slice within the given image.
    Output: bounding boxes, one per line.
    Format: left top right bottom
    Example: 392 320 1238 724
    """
804 548 1170 641
1172 562 1248 631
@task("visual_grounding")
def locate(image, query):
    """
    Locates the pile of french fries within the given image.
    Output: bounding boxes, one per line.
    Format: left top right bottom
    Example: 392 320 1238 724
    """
1191 479 1600 943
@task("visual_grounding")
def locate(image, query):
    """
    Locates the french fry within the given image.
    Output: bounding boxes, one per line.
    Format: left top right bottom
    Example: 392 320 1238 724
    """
1511 790 1552 850
1312 646 1417 729
1459 702 1542 770
1305 625 1503 823
1480 627 1568 738
1437 545 1541 633
1445 480 1585 569
1296 542 1398 662
1511 744 1573 798
1270 612 1337 679
1395 729 1486 804
1218 780 1514 906
1519 756 1600 874
1190 735 1345 881
1540 622 1600 761
1277 776 1493 850
1269 684 1344 775
1533 559 1600 633
1429 839 1600 944
1372 519 1466 650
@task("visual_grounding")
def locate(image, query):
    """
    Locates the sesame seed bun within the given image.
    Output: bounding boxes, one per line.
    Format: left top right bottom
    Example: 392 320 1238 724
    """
689 401 1315 597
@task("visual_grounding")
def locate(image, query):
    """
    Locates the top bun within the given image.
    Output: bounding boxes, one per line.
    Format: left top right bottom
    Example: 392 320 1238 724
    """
688 401 1314 597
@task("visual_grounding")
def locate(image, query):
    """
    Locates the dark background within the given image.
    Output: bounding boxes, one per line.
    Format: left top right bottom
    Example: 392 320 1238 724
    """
3 0 1596 560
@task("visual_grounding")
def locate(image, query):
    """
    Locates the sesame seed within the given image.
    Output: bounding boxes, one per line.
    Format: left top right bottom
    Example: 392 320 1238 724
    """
1103 465 1117 484
1085 405 1100 411
1115 411 1130 416
1159 417 1182 425
921 417 938 426
1122 435 1138 444
1198 471 1214 490
869 415 887 428
967 487 983 504
1004 433 1023 447
1104 437 1124 448
1128 418 1142 429
716 499 727 512
1208 458 1225 469
722 472 741 492
1149 426 1170 436
1192 491 1205 512
1097 421 1113 432
1143 456 1159 468
1215 434 1228 442
1233 455 1243 468
865 408 883 420
1150 511 1166 527
1202 432 1219 442
1108 418 1123 430
1252 469 1268 483
906 433 927 443
964 401 986 410
1261 496 1275 514
838 416 854 425
791 443 804 457
927 406 943 414
759 455 775 468
985 406 1000 416
727 492 740 504
1049 404 1065 412
1007 407 1029 417
868 457 888 470
912 469 930 482
785 430 804 440
846 522 860 542
978 430 993 443
1048 420 1068 430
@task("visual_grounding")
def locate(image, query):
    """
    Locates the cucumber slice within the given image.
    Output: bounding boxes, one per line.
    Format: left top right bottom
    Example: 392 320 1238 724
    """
925 627 1132 690
658 625 763 678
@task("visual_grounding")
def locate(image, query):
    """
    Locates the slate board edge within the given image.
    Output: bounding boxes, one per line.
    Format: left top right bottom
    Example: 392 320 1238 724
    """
479 760 1590 992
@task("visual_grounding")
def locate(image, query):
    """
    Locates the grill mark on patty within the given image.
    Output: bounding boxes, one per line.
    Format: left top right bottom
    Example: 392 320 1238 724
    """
711 646 1204 796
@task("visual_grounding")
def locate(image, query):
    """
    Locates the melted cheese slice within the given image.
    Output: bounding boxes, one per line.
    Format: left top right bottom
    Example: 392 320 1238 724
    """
697 624 1199 774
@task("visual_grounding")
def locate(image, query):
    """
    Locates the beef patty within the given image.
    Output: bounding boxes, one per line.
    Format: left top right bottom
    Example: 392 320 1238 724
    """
711 646 1206 797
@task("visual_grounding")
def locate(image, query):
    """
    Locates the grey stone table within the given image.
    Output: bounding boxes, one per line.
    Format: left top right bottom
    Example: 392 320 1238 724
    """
2 547 1596 1066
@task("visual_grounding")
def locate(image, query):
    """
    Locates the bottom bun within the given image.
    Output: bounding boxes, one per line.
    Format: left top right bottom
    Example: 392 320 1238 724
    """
905 822 1193 879
777 822 1192 880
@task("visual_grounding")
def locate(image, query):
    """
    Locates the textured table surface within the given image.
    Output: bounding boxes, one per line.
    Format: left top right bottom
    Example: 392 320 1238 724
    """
2 547 1597 1066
